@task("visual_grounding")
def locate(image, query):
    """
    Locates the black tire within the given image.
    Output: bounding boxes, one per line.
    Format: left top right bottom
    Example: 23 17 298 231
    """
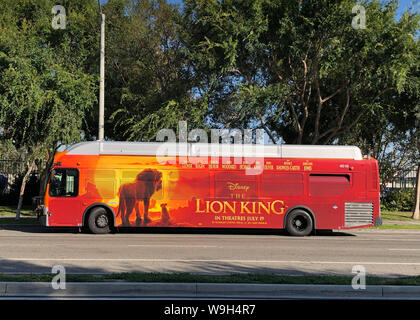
285 209 313 236
87 207 112 234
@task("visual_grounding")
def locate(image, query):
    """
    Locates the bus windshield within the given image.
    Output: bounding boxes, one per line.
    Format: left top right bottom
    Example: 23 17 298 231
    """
49 168 79 197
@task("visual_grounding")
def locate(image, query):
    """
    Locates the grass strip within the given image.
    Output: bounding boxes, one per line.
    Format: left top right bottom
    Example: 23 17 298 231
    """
0 273 419 286
0 217 39 225
381 211 415 221
0 205 38 225
0 206 36 217
373 224 420 230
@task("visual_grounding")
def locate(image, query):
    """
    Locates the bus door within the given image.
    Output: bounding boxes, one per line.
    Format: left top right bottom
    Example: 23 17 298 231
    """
48 168 81 226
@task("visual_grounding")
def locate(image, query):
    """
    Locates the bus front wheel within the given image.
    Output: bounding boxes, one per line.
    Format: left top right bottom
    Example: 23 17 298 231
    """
87 207 112 234
285 209 313 237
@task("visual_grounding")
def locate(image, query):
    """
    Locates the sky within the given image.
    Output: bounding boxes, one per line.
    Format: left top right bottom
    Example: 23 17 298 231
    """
98 0 419 26
99 0 419 19
396 0 419 17
99 0 419 10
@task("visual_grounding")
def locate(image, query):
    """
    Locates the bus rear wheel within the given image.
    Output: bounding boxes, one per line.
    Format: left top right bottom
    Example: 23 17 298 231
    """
87 207 112 234
285 209 313 236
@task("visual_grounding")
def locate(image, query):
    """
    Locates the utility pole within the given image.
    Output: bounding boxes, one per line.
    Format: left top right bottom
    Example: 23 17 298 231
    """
98 2 105 140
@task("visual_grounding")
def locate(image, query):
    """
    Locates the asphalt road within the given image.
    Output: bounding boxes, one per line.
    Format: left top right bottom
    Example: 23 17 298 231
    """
0 226 419 277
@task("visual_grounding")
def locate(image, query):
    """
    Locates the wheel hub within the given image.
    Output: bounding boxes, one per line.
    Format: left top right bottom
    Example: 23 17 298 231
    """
96 214 108 228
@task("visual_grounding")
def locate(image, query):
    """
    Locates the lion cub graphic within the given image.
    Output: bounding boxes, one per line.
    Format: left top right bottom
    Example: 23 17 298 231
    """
160 203 171 226
146 203 172 227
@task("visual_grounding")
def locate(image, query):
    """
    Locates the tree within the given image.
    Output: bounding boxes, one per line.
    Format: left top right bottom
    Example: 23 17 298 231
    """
413 155 420 219
407 73 420 220
181 0 419 146
0 0 98 218
104 0 206 141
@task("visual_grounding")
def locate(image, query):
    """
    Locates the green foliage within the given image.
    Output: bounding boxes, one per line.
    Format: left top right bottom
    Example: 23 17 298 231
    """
0 0 99 201
2 0 418 147
182 0 420 145
105 0 205 141
0 0 97 167
381 189 415 212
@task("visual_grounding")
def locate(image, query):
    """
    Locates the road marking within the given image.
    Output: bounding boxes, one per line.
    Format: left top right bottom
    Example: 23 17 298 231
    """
127 245 218 248
1 233 420 242
388 249 420 251
2 258 420 266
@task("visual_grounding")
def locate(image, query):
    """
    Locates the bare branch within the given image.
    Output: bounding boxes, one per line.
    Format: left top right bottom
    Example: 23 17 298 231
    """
258 114 277 144
312 74 322 144
321 87 351 143
371 87 395 104
287 98 302 136
320 81 347 104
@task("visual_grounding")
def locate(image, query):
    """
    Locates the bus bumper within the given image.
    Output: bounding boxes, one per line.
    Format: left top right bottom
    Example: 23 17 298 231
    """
38 206 49 227
40 215 48 227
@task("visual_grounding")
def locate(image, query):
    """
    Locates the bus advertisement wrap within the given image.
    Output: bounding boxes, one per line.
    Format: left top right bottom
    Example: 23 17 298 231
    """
41 142 381 235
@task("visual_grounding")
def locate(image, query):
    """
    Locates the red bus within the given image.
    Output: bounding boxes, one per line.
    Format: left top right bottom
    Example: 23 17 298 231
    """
40 141 381 235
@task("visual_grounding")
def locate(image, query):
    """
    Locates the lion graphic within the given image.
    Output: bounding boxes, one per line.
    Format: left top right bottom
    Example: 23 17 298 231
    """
116 169 162 226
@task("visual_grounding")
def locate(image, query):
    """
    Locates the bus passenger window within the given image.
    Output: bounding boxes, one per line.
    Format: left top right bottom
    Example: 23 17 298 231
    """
215 171 257 199
49 168 79 197
87 169 116 199
309 174 350 197
167 171 209 200
262 173 303 197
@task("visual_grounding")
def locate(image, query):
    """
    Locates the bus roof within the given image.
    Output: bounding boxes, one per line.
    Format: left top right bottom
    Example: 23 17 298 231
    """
65 141 364 160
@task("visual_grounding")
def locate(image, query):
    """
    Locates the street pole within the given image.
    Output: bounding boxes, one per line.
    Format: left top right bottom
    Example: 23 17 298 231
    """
98 11 105 140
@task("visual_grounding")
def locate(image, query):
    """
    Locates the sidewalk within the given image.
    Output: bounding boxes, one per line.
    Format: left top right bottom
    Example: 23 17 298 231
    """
1 282 420 299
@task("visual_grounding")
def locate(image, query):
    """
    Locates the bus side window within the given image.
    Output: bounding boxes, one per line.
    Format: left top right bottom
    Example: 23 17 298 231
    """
262 173 303 197
214 171 258 199
94 170 116 199
120 170 164 200
309 174 351 197
167 170 209 200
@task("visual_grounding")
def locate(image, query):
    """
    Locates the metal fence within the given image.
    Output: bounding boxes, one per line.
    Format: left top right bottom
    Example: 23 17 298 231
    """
386 169 417 190
0 158 27 194
0 159 26 175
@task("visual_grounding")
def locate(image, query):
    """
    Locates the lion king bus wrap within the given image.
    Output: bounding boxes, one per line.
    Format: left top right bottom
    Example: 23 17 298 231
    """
40 141 381 235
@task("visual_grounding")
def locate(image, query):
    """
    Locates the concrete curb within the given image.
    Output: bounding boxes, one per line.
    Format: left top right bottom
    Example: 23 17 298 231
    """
1 282 420 299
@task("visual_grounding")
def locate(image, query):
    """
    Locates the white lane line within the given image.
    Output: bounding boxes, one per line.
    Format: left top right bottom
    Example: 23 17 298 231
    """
388 249 420 251
2 258 420 266
127 245 218 248
1 235 420 242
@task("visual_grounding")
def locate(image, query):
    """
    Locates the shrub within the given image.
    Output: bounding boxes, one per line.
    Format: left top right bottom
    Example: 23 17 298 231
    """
381 189 415 211
0 173 40 206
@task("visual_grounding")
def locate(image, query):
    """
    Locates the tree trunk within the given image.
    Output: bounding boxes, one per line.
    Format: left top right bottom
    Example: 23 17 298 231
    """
39 165 47 196
412 163 420 220
39 153 53 196
16 161 36 220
